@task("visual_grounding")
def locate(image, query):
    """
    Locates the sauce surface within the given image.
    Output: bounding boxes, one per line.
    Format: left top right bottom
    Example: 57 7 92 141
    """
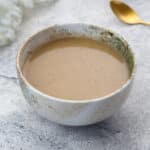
23 38 129 100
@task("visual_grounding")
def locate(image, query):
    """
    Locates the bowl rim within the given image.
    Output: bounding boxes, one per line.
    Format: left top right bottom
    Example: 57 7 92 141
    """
16 23 136 104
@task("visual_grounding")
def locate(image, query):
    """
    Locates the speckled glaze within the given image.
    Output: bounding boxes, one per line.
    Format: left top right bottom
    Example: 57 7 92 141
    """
16 24 136 126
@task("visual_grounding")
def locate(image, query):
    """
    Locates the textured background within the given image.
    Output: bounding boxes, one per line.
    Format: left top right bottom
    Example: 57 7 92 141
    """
0 0 150 149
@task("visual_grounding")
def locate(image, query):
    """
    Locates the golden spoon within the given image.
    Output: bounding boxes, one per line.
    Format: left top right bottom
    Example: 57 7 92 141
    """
110 0 150 25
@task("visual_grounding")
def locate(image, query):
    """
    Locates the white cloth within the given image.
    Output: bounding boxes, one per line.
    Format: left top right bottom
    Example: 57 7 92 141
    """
0 0 54 47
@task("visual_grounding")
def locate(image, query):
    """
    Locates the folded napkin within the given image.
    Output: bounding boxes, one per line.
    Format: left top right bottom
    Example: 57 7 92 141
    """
0 0 54 47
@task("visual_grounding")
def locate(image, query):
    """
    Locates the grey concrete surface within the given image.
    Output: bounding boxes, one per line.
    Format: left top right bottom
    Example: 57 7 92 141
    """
0 0 150 149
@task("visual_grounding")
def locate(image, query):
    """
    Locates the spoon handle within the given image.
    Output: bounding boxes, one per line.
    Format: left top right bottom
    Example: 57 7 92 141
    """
139 21 150 26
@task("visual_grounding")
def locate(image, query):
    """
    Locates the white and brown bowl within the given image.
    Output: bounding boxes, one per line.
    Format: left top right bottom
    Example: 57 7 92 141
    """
16 23 136 126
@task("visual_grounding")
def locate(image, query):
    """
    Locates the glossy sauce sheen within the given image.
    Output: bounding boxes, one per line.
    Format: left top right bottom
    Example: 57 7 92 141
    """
23 38 129 100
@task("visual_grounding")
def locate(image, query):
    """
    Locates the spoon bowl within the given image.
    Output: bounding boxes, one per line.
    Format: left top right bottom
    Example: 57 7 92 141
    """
110 0 150 25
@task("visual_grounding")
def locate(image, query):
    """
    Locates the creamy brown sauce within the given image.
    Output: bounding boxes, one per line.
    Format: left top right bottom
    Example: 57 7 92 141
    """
23 38 129 100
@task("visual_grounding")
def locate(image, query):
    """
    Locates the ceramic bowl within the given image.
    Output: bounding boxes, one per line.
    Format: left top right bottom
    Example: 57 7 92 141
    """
16 23 136 126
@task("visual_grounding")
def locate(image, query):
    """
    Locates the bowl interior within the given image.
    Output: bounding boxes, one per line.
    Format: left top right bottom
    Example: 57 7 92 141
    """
17 24 135 101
